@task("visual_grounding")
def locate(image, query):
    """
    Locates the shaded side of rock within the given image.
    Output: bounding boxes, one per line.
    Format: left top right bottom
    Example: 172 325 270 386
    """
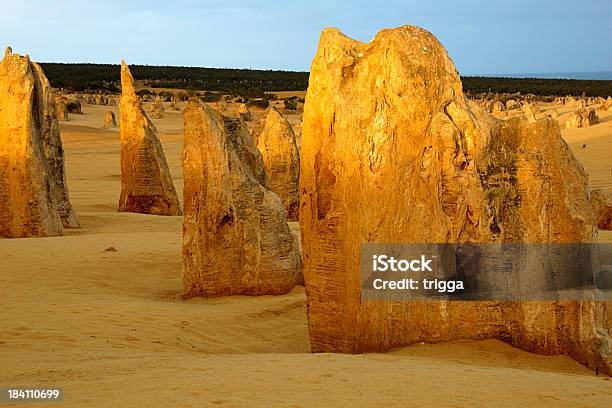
32 63 80 229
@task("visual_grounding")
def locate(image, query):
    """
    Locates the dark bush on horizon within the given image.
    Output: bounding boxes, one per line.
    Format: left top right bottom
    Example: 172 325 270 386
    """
247 99 270 109
283 97 298 110
200 91 222 102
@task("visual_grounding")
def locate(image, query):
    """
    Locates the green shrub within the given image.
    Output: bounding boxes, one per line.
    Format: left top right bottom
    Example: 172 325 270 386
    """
283 97 298 110
200 91 221 102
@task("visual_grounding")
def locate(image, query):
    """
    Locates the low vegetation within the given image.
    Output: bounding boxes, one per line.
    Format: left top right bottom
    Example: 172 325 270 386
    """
39 63 612 97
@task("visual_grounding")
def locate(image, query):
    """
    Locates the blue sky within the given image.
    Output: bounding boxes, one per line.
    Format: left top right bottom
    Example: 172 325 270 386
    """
1 0 610 75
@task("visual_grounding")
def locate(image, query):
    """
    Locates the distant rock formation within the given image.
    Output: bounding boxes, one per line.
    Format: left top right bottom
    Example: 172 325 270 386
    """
66 96 82 114
154 96 164 112
252 107 300 220
182 99 303 297
505 99 521 110
590 189 612 230
300 26 610 375
118 61 182 216
170 99 180 111
566 108 599 128
486 100 504 113
94 94 109 106
150 106 163 119
55 95 69 121
103 111 117 128
0 47 79 237
549 108 559 120
491 100 505 113
150 97 164 119
237 103 251 121
523 103 537 123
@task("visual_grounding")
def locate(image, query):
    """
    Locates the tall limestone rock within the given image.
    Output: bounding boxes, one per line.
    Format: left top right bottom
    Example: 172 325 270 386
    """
252 107 300 220
182 99 303 297
0 47 78 237
118 61 181 216
300 26 610 374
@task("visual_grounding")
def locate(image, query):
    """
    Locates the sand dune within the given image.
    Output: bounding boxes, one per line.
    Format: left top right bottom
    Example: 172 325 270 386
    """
1 102 611 407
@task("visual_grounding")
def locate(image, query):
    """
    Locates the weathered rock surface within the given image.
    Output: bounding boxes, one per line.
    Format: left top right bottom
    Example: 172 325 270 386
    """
523 103 537 123
150 97 163 118
549 108 559 120
118 61 182 216
66 96 82 114
152 96 164 114
491 100 505 113
238 103 251 121
33 64 80 229
55 95 69 121
103 110 117 128
505 99 521 110
182 99 303 297
300 26 610 374
566 108 599 128
590 189 612 230
0 47 78 237
252 107 300 220
150 106 163 119
554 97 565 105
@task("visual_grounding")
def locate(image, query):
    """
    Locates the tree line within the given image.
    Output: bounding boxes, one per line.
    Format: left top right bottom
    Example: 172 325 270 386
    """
39 63 612 97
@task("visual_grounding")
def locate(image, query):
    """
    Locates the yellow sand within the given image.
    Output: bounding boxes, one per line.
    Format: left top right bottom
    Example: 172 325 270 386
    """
0 101 611 407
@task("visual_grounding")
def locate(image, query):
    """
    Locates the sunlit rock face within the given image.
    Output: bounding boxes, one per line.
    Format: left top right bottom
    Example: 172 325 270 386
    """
150 96 164 119
54 95 69 121
566 108 599 128
252 107 300 221
0 47 79 237
103 110 117 128
237 103 251 121
300 26 610 374
118 61 182 216
182 99 303 297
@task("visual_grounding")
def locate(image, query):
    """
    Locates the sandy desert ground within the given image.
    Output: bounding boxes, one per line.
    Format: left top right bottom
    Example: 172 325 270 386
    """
1 100 611 407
